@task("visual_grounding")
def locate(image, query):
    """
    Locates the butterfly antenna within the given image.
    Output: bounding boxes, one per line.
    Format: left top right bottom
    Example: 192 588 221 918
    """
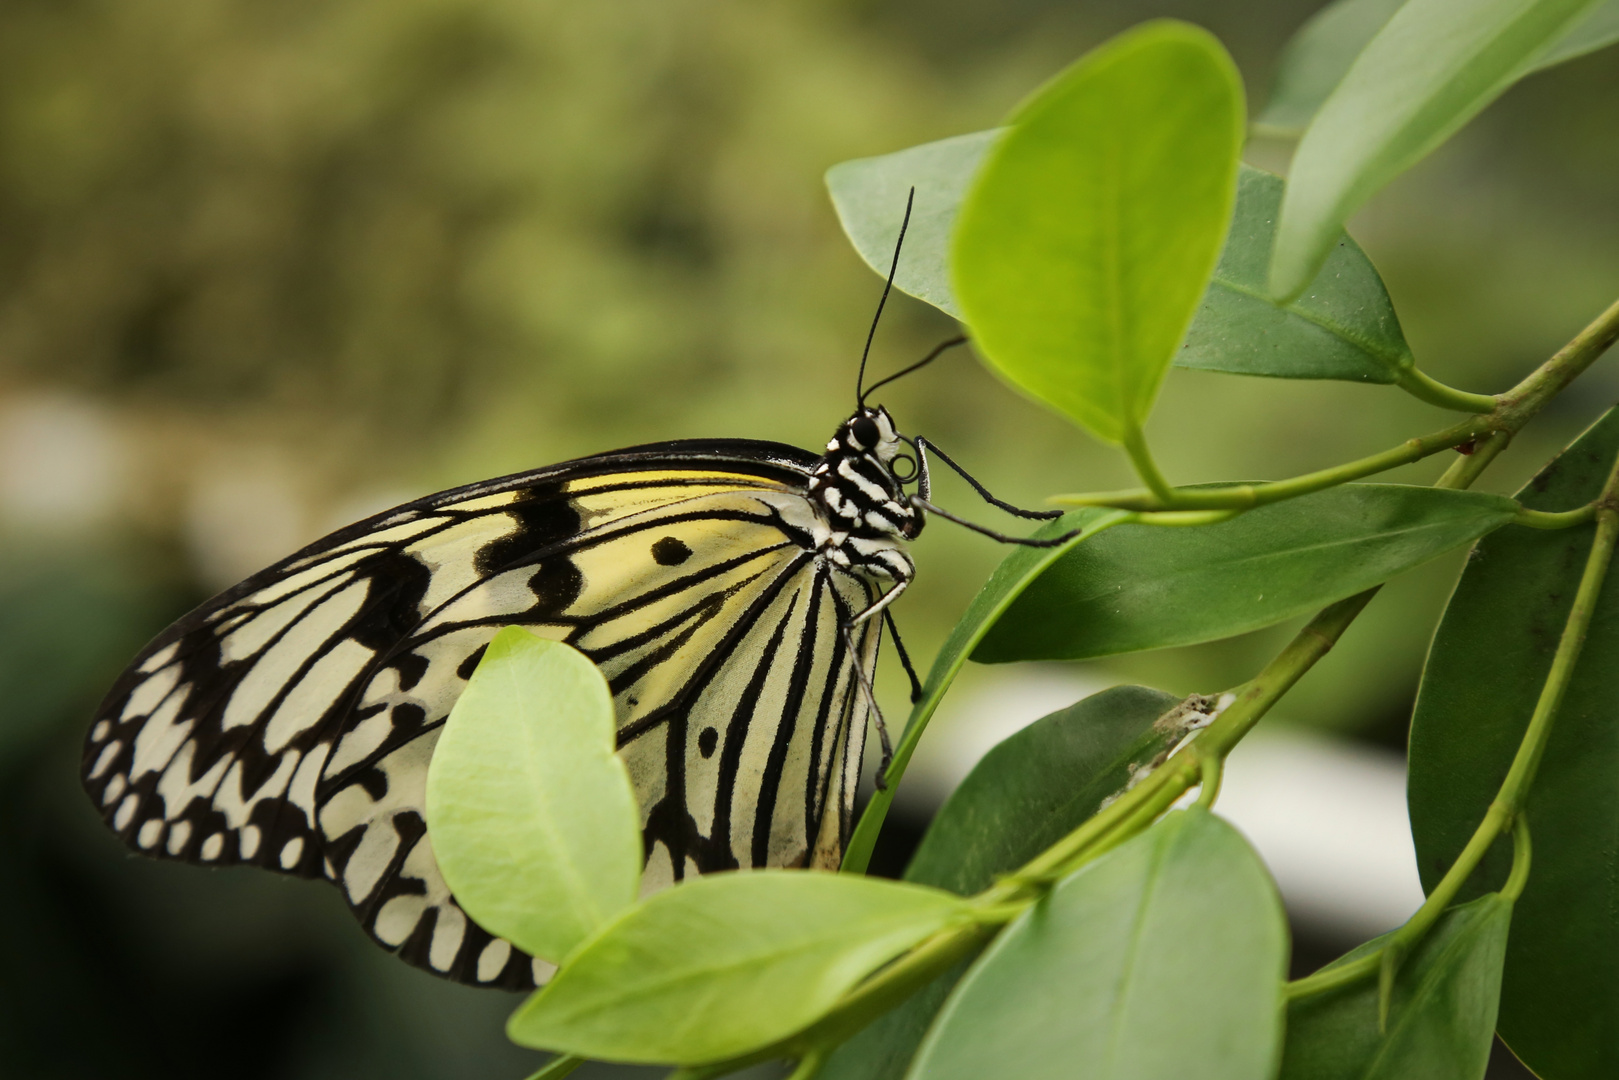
860 335 968 406
855 187 916 408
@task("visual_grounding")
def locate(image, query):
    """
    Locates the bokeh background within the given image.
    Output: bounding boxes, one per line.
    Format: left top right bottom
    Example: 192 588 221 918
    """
1 1 1615 1077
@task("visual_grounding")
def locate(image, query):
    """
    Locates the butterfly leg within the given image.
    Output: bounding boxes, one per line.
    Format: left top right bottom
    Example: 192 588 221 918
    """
915 436 1065 520
910 496 1090 548
842 576 911 789
883 609 923 703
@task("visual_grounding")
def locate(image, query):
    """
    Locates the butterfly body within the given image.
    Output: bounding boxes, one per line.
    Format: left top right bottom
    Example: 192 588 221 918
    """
83 410 922 990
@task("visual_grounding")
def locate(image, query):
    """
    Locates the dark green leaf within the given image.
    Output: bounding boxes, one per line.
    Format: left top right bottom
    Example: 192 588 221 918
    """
909 810 1287 1080
905 684 1185 895
831 139 1409 383
1183 165 1410 382
1270 0 1607 300
823 685 1183 1080
1280 894 1511 1080
976 485 1517 662
1256 0 1619 138
507 871 969 1065
840 508 1129 875
953 21 1245 442
1409 405 1619 1078
426 628 641 964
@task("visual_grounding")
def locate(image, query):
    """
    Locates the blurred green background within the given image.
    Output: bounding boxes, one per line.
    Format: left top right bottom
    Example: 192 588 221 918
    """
0 1 1615 1077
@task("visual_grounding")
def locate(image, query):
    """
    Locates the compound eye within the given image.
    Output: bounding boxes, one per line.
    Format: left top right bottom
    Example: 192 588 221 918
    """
891 453 918 483
850 416 880 449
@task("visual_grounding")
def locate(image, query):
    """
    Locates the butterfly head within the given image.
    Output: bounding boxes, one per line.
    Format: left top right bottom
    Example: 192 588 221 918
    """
808 406 925 550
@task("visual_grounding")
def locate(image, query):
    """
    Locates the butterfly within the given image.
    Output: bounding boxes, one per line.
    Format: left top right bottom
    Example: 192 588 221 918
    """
80 198 1073 991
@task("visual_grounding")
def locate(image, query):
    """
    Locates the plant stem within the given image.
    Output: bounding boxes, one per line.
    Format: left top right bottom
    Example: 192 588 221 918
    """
1495 461 1619 808
1053 416 1486 510
1290 446 1619 1006
1512 504 1596 528
1122 423 1175 503
1395 366 1497 412
1195 750 1224 810
1435 429 1512 489
1132 508 1242 526
1502 814 1533 903
525 1055 586 1080
785 1049 826 1080
815 292 1619 1062
1055 291 1619 513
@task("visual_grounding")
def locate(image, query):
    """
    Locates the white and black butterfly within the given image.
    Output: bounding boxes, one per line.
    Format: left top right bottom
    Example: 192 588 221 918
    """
80 200 1071 990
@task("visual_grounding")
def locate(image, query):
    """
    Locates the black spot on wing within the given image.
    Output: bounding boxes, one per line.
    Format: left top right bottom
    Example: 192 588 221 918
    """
652 536 692 565
528 556 584 619
395 652 431 693
698 727 718 758
472 483 580 576
456 643 489 680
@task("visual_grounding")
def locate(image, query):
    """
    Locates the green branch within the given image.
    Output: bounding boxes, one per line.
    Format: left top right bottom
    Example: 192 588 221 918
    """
1289 445 1619 1007
1052 417 1486 511
1053 291 1619 513
726 292 1619 1080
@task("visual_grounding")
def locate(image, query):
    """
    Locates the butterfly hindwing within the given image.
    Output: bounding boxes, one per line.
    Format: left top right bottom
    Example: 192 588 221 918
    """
83 441 878 989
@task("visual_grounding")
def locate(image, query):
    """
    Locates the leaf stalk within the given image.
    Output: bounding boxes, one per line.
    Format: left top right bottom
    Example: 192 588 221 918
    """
1394 366 1497 413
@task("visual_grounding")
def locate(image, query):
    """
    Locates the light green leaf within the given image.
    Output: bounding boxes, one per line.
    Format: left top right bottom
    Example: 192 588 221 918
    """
1279 895 1512 1080
507 871 970 1065
908 810 1287 1080
841 507 1130 876
953 20 1245 442
1409 405 1619 1077
826 130 995 322
1255 0 1408 138
426 627 641 965
1270 0 1607 300
975 485 1518 662
1539 0 1619 62
1256 0 1619 138
822 685 1183 1080
831 141 1411 383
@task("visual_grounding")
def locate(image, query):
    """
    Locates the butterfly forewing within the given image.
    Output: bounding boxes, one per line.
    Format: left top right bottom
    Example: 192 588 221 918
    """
83 441 879 989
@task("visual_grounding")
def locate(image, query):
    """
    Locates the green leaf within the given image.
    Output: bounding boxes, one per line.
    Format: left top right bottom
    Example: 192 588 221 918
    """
506 871 970 1065
426 627 641 965
826 130 994 322
976 484 1518 662
822 685 1184 1080
1279 895 1512 1080
1256 0 1619 138
1408 405 1619 1078
1539 0 1619 63
831 139 1408 383
841 507 1131 876
952 21 1245 442
1255 0 1408 138
1182 165 1410 382
905 684 1187 895
908 810 1287 1080
1270 0 1607 300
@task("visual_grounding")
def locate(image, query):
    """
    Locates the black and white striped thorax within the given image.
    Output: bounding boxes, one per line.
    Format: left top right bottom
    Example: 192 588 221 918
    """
804 406 921 586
